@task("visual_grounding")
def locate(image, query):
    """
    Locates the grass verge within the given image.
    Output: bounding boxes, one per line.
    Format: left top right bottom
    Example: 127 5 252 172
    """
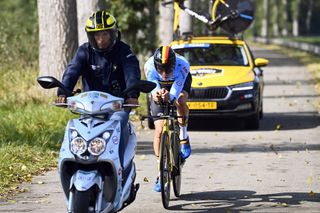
0 67 147 200
0 102 72 199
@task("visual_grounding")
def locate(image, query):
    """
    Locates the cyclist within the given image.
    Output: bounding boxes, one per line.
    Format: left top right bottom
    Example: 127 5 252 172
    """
144 45 192 192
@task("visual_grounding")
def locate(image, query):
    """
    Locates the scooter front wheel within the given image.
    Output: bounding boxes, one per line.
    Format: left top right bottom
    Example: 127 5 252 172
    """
73 190 91 213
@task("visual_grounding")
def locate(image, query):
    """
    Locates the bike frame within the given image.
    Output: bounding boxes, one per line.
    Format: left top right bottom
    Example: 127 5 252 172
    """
167 0 254 35
161 114 177 173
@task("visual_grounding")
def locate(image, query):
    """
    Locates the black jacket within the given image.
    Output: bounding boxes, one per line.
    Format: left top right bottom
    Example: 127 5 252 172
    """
58 41 141 98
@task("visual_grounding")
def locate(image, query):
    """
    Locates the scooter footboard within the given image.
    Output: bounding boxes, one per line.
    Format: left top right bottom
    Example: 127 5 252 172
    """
70 170 102 191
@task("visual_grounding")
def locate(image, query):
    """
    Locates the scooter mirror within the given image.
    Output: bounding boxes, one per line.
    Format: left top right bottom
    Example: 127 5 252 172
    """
122 80 156 95
37 76 61 89
136 80 157 93
37 76 72 97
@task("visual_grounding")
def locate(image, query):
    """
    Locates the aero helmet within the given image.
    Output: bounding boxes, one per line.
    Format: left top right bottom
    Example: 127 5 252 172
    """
154 46 176 75
85 10 118 52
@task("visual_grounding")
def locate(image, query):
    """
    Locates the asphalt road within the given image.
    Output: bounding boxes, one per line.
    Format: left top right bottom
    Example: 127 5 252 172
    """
0 47 319 212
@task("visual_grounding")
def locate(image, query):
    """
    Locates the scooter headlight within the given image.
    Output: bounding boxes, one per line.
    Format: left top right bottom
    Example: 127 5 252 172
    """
70 137 87 155
88 137 106 156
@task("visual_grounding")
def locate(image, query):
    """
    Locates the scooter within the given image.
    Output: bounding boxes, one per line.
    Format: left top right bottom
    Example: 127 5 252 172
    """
37 76 155 213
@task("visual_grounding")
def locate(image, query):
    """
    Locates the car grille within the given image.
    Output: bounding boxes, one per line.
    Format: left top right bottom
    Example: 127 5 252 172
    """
190 87 229 100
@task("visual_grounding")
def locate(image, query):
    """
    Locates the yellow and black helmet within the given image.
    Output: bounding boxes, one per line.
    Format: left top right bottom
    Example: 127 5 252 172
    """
85 10 118 52
85 10 117 32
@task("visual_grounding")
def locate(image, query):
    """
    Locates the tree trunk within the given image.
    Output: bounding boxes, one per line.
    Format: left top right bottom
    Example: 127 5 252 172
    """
261 0 270 43
147 0 157 53
272 0 279 37
179 0 192 36
292 0 300 37
38 0 78 81
281 0 288 36
77 0 108 46
305 0 314 35
159 2 174 45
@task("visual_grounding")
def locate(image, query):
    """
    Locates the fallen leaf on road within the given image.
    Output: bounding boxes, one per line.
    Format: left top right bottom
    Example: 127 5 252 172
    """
296 81 301 88
275 124 281 131
279 202 288 207
140 155 146 160
270 144 278 155
143 177 149 182
19 188 29 193
307 176 313 185
309 191 315 198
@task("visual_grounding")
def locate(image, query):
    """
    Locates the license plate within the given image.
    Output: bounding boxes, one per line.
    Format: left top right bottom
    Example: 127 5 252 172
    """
187 102 217 110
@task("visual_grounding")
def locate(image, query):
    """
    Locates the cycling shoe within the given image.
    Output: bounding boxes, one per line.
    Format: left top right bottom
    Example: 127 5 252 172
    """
180 137 191 159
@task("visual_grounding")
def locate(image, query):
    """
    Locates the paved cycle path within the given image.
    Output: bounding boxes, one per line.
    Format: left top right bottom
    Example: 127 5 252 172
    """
0 47 319 212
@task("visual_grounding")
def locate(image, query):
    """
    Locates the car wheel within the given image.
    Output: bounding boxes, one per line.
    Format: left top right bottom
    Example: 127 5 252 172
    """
245 111 260 130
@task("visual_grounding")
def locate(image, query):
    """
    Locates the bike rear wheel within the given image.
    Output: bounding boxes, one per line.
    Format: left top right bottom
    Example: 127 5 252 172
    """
171 130 181 197
160 132 171 209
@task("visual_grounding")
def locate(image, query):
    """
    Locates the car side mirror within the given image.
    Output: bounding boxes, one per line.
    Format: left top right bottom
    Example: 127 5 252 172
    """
254 58 269 67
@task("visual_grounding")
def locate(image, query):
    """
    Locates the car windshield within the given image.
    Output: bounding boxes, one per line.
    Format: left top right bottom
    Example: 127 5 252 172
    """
173 44 249 66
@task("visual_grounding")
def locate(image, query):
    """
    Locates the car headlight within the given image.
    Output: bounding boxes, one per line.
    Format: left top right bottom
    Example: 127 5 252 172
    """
71 137 87 155
88 137 106 156
231 82 254 91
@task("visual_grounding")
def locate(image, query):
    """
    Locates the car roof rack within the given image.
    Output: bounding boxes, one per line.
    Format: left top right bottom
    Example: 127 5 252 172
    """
175 31 244 41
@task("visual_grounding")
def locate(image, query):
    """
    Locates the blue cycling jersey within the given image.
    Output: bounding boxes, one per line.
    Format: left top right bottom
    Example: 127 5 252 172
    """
144 54 190 101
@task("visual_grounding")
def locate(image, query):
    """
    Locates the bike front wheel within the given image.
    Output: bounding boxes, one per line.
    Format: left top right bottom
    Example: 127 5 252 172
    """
160 131 171 209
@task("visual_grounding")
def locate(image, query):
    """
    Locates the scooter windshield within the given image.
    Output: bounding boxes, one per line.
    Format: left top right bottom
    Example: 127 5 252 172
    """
67 91 124 115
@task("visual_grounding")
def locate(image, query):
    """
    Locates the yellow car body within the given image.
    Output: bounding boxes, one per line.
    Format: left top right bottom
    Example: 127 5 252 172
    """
170 36 269 129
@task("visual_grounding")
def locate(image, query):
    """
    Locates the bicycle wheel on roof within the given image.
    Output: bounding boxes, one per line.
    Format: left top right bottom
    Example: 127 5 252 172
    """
211 0 255 34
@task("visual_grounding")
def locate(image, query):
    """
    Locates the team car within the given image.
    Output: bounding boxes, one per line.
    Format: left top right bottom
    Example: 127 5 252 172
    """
170 35 268 129
146 0 268 129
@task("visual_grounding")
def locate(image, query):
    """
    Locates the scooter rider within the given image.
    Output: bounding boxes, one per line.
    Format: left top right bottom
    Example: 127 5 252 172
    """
56 10 141 163
144 46 192 192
